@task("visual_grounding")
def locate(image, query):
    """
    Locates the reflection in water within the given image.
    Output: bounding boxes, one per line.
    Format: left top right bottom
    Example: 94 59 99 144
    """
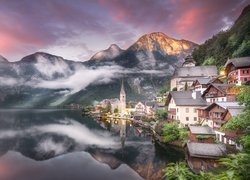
0 151 143 180
0 109 184 180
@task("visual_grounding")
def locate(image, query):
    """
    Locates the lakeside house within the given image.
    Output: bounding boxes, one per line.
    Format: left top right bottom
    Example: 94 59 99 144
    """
222 107 244 150
197 102 244 147
201 83 237 103
197 102 241 129
186 142 227 173
170 56 218 91
134 101 156 118
166 91 208 127
188 126 216 143
225 56 250 85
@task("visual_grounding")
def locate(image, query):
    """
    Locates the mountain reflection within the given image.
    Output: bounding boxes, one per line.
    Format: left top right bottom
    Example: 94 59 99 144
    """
0 109 184 179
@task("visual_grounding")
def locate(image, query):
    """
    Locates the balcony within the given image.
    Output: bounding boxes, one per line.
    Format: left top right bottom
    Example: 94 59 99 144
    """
205 94 217 98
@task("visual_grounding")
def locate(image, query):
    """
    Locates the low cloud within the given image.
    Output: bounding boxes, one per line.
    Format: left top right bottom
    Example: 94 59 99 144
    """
34 65 124 94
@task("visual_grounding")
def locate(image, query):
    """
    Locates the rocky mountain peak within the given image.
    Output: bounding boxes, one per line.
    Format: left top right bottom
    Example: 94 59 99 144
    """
90 44 124 61
0 55 8 63
129 32 197 55
19 52 66 63
108 44 122 51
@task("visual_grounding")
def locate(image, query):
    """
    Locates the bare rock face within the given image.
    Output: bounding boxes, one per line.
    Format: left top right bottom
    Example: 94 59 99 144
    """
130 32 196 55
90 44 124 61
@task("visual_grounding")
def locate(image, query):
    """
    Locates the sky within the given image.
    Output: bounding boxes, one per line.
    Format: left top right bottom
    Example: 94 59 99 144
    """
0 0 249 62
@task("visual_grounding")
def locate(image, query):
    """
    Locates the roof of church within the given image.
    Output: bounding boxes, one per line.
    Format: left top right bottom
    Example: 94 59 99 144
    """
120 80 125 94
172 66 218 78
182 55 196 65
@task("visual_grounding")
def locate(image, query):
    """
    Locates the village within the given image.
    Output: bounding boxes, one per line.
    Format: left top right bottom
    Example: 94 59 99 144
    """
84 55 250 174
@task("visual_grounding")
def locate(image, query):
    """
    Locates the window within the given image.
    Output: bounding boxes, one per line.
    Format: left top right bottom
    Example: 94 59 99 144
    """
177 116 179 120
177 108 179 112
186 117 189 121
193 108 197 113
194 117 197 121
244 77 248 82
243 70 249 74
186 108 189 113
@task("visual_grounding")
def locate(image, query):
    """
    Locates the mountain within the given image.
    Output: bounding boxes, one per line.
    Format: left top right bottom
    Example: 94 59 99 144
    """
129 32 196 55
0 33 197 108
192 4 250 66
90 44 124 61
87 32 197 70
0 55 8 63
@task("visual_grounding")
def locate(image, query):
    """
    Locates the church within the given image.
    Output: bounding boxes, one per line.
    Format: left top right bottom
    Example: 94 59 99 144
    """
98 80 126 113
119 80 126 112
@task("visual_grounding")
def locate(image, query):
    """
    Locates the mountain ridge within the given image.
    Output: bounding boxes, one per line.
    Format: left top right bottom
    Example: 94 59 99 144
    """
192 4 250 66
0 32 196 108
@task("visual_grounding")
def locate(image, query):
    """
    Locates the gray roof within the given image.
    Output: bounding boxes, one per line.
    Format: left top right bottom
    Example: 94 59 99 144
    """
225 57 250 68
212 83 235 94
189 126 215 135
145 101 156 107
170 91 207 106
204 102 241 111
179 77 198 82
202 83 236 97
173 66 218 78
227 107 244 117
187 142 227 158
195 77 213 85
215 102 241 109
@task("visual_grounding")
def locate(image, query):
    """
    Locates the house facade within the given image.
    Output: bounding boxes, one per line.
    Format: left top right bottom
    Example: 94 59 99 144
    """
166 91 207 127
186 142 227 173
225 57 250 85
197 102 242 146
188 126 216 144
134 101 156 118
201 83 237 103
193 77 222 94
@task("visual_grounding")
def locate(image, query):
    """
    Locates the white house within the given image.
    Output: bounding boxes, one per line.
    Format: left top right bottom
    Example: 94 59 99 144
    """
166 91 208 127
134 101 156 117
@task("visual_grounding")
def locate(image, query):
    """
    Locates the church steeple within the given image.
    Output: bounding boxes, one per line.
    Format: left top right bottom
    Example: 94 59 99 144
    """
119 79 126 111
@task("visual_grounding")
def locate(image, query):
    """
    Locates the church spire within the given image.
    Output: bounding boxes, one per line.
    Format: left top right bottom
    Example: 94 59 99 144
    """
120 79 125 94
119 79 126 111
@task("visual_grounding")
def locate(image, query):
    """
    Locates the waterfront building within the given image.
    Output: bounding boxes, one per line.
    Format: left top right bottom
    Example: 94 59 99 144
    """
197 102 243 147
186 142 227 173
188 126 216 143
134 101 156 118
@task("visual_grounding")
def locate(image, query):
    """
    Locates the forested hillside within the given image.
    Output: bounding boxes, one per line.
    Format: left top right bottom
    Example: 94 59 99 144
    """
192 5 250 67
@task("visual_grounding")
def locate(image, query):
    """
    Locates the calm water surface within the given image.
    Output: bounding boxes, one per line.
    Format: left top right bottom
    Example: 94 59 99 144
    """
0 109 184 180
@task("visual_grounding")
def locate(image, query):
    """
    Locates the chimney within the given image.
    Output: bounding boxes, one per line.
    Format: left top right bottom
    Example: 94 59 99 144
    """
192 91 198 99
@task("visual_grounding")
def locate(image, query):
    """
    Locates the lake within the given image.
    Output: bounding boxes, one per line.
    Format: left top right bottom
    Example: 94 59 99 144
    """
0 109 184 180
